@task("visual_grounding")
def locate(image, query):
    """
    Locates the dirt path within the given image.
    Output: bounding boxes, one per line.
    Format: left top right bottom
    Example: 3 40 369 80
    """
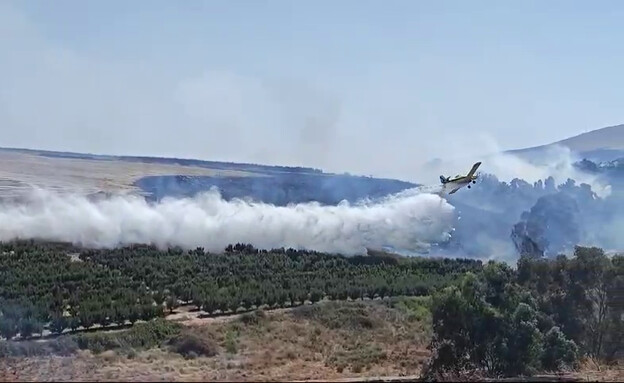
21 303 297 342
166 304 296 327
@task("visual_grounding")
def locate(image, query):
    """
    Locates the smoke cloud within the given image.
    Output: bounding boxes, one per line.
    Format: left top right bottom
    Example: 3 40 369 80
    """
418 136 610 198
0 187 455 255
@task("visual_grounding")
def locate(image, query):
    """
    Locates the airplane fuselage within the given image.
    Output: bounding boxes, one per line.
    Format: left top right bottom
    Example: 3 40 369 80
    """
442 177 476 194
439 162 481 195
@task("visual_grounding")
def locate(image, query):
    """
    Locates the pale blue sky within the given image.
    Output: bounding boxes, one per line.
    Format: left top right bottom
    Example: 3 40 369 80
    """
2 0 624 179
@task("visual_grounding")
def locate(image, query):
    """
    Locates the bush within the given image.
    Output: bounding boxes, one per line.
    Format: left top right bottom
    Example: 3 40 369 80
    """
541 326 579 371
239 309 267 326
224 330 238 354
74 318 182 354
122 318 182 349
75 332 122 354
0 317 18 340
168 332 218 358
48 336 80 356
386 296 432 322
327 343 387 372
293 301 378 330
126 348 138 359
0 340 45 357
0 337 79 358
505 303 544 376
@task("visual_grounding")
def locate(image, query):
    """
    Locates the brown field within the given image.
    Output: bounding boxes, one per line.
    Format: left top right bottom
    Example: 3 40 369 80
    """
0 149 254 198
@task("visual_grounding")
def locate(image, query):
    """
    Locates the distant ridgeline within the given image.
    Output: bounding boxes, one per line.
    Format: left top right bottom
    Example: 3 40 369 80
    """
135 174 418 206
0 147 324 175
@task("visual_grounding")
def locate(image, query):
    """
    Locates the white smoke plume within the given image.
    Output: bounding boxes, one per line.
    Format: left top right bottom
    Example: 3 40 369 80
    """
418 134 611 198
0 187 455 255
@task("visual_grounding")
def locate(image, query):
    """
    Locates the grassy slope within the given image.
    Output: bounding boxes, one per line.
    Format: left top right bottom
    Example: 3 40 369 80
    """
1 298 433 381
3 299 621 382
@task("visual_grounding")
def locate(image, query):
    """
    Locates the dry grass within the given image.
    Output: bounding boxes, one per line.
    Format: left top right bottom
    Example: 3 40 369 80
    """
570 358 624 382
0 150 253 198
2 300 620 382
0 300 432 382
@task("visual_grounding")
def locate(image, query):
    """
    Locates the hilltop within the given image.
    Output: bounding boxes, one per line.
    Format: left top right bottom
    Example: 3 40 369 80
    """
507 123 624 162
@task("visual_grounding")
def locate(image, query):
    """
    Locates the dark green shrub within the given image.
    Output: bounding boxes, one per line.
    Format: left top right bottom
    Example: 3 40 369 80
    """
541 326 579 371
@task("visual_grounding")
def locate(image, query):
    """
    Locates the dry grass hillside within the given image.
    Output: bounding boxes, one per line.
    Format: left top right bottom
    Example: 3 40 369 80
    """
0 149 253 199
0 299 433 381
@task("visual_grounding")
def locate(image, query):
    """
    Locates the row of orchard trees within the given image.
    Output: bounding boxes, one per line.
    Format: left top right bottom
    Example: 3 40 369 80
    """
0 293 164 340
0 241 482 340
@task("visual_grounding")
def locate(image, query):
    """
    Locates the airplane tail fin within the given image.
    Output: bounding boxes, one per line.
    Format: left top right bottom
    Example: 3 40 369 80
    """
439 175 447 184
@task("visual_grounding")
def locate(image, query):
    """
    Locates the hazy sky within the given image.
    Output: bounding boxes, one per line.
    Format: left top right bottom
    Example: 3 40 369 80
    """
2 0 624 180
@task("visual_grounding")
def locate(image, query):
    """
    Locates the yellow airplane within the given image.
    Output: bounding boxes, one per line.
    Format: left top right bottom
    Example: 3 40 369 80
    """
439 161 482 194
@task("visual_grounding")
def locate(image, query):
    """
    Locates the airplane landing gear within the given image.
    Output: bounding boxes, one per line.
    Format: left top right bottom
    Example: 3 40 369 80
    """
467 185 471 189
472 180 476 184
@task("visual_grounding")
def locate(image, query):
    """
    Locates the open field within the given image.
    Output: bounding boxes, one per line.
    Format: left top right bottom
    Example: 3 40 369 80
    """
0 149 254 198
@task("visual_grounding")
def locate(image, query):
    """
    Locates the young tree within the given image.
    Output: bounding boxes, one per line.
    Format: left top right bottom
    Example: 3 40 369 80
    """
18 317 39 339
128 305 140 324
0 316 18 340
165 295 179 314
541 326 579 371
50 314 68 335
309 289 323 304
68 316 81 332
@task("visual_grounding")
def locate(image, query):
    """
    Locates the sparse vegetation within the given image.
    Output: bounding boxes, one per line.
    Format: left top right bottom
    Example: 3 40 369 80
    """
74 318 182 355
0 336 78 358
224 329 239 354
293 301 380 330
326 343 387 373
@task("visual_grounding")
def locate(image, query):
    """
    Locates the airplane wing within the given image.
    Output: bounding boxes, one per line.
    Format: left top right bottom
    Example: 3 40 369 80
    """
447 184 462 194
466 161 482 178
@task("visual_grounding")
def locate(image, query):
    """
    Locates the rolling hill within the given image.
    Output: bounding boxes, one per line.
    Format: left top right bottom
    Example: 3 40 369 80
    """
507 123 624 162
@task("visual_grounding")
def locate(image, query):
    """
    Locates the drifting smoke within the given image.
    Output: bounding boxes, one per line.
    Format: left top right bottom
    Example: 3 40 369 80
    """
0 135 621 262
0 187 455 255
414 142 620 261
421 142 610 198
